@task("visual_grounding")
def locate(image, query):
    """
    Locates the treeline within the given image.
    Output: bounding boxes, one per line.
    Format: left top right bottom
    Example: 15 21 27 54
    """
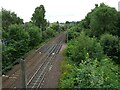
1 5 63 74
59 3 120 88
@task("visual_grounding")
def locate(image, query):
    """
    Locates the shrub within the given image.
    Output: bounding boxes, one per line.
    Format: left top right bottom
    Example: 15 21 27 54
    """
67 29 79 40
65 32 104 63
76 57 120 88
100 33 119 64
59 57 120 88
25 23 42 49
59 60 75 88
2 24 30 72
8 24 30 55
45 27 56 38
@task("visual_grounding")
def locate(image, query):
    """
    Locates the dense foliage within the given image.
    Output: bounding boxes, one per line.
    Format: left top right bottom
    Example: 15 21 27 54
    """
90 3 118 37
65 32 104 63
59 56 120 88
59 3 120 89
2 24 30 69
1 2 120 88
2 8 23 30
1 6 62 74
100 33 120 64
59 32 120 88
24 23 42 49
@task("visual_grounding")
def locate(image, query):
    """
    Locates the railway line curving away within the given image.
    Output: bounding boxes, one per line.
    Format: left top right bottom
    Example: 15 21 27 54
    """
2 32 66 89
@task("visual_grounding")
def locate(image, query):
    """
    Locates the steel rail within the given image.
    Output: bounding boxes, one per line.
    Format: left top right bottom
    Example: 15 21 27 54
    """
27 37 63 88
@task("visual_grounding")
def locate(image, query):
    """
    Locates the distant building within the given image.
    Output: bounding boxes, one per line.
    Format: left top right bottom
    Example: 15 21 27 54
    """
118 1 120 11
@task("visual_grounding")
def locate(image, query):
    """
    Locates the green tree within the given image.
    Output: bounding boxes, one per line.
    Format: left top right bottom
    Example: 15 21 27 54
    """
116 12 120 37
59 3 120 89
45 27 56 38
8 24 29 58
90 3 118 37
24 22 42 49
100 33 120 64
2 24 30 72
1 8 23 31
67 29 79 40
42 23 59 40
31 5 47 31
65 32 103 63
49 22 60 32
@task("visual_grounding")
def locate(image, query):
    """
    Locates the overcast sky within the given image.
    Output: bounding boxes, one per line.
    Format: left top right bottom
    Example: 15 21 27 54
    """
0 0 119 23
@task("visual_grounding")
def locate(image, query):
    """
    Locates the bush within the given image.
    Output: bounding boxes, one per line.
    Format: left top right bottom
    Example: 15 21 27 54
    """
65 32 104 63
8 24 30 55
67 28 79 40
59 60 75 88
45 27 56 38
76 57 120 88
25 23 42 49
90 3 118 37
100 33 120 64
59 57 120 88
2 24 30 71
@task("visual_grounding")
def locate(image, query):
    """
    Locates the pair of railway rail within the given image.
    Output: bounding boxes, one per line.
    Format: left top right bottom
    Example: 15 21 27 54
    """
2 33 66 89
27 40 63 88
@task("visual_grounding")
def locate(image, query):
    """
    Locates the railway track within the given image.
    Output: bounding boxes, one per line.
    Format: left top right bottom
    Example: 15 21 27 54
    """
2 33 66 89
27 41 63 88
2 38 56 88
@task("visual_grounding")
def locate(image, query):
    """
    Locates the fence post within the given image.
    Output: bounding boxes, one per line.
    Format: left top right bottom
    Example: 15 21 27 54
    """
20 59 27 88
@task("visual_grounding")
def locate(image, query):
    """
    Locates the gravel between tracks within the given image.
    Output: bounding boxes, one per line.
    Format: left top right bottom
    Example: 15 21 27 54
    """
42 44 67 88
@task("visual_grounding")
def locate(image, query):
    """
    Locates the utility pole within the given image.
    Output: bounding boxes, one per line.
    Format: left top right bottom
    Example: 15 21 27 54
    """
20 59 27 88
66 31 68 43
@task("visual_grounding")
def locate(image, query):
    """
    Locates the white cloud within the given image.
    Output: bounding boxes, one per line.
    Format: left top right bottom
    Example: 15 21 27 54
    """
0 0 119 23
